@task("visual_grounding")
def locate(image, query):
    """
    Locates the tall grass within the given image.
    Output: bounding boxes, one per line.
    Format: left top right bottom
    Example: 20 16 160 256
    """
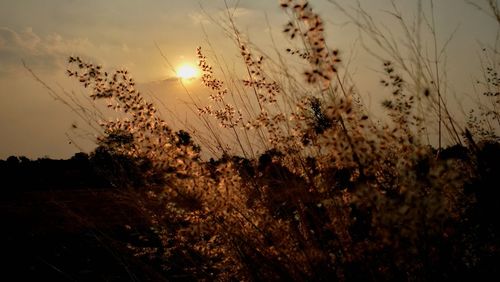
60 0 500 280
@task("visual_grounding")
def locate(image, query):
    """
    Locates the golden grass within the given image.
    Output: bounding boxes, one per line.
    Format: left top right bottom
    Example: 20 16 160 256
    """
61 1 500 280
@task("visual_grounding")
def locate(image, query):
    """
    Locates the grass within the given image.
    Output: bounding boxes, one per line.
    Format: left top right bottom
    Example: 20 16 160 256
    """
23 0 500 280
1 189 167 281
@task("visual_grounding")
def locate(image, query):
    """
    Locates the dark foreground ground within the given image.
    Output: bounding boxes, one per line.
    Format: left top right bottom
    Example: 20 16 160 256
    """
0 189 166 281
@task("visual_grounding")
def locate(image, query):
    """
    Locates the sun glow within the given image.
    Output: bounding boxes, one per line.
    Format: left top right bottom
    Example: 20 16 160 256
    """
176 64 198 80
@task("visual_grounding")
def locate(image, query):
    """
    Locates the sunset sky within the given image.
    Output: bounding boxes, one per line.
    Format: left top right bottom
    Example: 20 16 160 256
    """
0 0 498 159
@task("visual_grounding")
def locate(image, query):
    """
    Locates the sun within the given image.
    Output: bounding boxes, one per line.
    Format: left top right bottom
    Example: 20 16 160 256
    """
176 64 198 80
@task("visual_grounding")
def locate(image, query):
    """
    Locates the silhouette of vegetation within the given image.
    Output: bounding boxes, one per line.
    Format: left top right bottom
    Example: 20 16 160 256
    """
10 0 500 280
1 153 105 191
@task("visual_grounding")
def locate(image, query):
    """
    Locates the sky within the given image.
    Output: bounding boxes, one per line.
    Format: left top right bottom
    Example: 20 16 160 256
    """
0 0 498 159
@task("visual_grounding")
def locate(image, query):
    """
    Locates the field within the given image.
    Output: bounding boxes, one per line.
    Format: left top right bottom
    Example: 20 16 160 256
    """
4 0 500 281
0 189 170 281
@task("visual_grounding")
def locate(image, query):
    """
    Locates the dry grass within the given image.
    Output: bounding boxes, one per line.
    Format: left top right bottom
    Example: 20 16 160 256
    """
59 0 500 280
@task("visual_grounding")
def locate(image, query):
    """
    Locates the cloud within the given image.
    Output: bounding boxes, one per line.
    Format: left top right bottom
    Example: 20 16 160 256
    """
0 27 153 81
0 27 94 77
189 12 211 25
